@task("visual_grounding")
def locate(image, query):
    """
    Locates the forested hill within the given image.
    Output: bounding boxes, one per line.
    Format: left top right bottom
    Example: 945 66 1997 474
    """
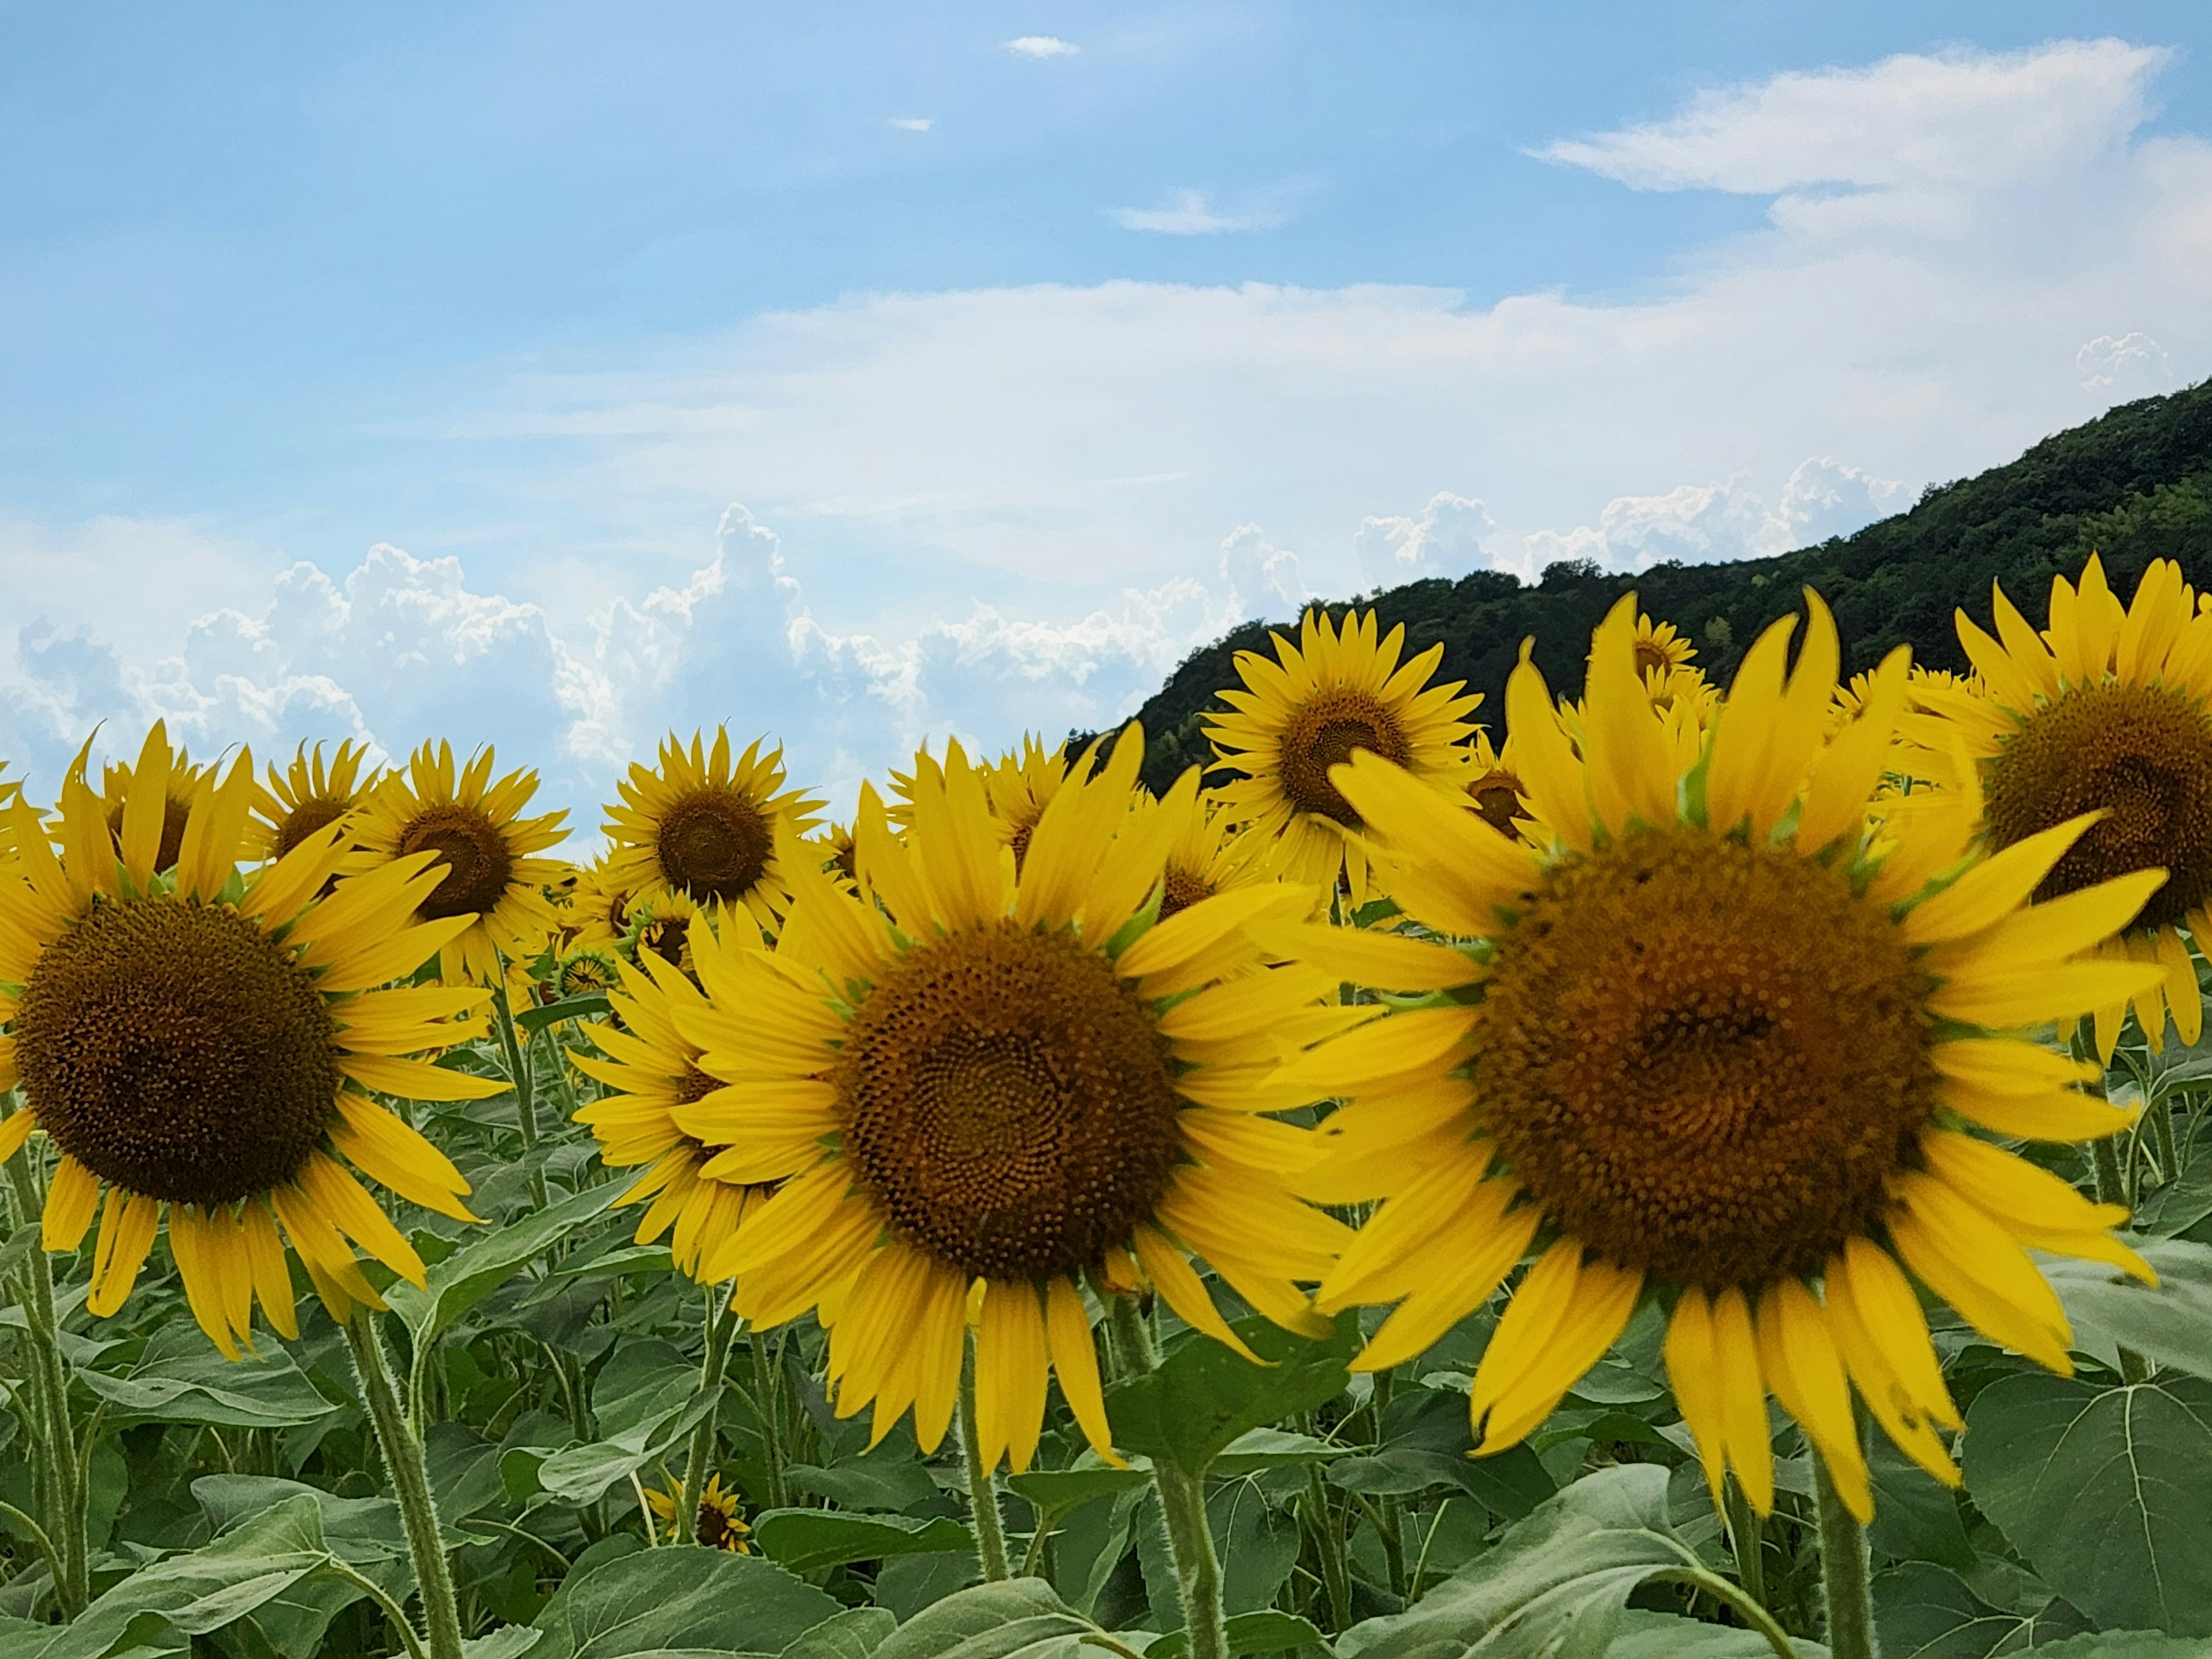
1118 378 2212 795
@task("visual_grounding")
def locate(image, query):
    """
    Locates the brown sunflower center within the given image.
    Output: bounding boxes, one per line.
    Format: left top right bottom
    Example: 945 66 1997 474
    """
273 795 353 859
638 913 690 967
400 805 516 920
105 795 192 874
696 1498 747 1551
657 788 772 904
1007 814 1040 876
1468 769 1528 837
1158 864 1214 921
14 898 339 1207
1474 828 1936 1289
1633 639 1675 679
1279 690 1412 827
1984 680 2212 933
834 921 1184 1282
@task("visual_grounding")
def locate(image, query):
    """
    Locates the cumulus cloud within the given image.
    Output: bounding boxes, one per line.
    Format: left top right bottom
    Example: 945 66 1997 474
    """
2077 330 2173 391
1002 36 1078 59
1110 190 1288 235
888 116 934 132
1354 493 1497 589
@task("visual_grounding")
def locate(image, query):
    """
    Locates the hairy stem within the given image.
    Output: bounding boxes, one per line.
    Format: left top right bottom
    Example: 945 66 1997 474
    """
959 1339 1012 1581
679 1284 741 1539
4 1139 86 1614
488 978 549 1210
1813 1453 1880 1659
346 1308 466 1659
1724 1477 1768 1612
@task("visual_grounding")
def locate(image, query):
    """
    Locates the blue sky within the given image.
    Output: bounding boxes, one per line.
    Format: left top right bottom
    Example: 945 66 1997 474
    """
4 2 2210 821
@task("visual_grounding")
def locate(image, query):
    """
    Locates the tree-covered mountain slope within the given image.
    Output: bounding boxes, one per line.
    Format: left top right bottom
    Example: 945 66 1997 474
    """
1118 378 2212 794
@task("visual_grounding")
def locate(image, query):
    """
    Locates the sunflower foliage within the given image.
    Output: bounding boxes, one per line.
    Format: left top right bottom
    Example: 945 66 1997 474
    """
1 562 2211 1659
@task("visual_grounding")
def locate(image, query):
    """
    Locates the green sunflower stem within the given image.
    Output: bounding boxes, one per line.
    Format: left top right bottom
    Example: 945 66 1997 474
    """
1723 1477 1767 1612
1813 1453 1881 1659
679 1283 741 1540
488 978 549 1210
959 1336 1012 1581
3 1141 88 1615
1106 1296 1229 1659
346 1307 466 1659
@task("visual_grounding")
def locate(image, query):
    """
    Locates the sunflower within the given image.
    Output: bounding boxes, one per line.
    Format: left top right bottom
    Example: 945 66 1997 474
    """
90 740 215 874
1296 594 2162 1524
645 1475 753 1551
251 741 378 862
1630 613 1696 683
571 937 773 1281
1915 554 2212 1057
982 736 1074 873
349 743 569 986
676 731 1363 1472
626 887 706 976
564 859 634 955
1456 731 1538 842
0 725 502 1356
1154 788 1294 921
603 730 821 940
813 822 860 891
551 946 622 1000
1206 609 1481 903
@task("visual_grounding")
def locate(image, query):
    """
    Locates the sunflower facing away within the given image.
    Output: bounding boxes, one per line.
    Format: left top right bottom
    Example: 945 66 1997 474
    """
1915 554 2212 1058
1291 594 2164 1522
571 934 776 1282
251 740 378 861
92 740 215 874
350 742 569 986
1207 609 1482 905
646 1475 753 1551
675 730 1364 1472
604 729 821 940
0 725 501 1355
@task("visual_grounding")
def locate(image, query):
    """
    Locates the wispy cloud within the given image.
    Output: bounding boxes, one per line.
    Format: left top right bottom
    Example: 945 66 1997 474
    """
1002 35 1078 59
888 116 934 132
1110 188 1287 235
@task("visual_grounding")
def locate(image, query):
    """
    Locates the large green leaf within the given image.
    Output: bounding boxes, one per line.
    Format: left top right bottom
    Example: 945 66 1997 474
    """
2044 1240 2212 1380
2027 1639 2212 1658
529 1546 842 1659
385 1180 620 1344
1326 1387 1555 1520
5 1493 335 1659
1105 1316 1357 1476
1872 1562 2091 1657
1963 1372 2212 1637
1604 1612 1825 1656
534 1336 715 1504
1333 1464 1753 1659
777 1607 899 1659
191 1474 416 1657
868 1578 1099 1659
1005 1463 1154 1515
752 1509 976 1574
1149 1611 1334 1658
73 1325 338 1430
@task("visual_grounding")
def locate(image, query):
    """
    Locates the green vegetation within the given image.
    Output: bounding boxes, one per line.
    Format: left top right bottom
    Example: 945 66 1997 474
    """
1122 379 2212 793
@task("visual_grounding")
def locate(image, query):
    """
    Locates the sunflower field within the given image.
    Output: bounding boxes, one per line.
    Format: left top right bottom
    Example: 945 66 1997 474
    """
3 552 2211 1659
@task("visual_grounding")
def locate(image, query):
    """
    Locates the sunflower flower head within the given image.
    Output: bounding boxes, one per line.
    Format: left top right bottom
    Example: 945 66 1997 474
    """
1456 730 1539 842
1917 552 2212 1057
645 1475 753 1551
603 729 822 940
572 931 773 1280
251 740 378 862
673 727 1363 1474
1298 593 2166 1525
89 739 215 876
0 723 502 1356
1206 609 1481 903
1154 786 1297 921
349 743 569 986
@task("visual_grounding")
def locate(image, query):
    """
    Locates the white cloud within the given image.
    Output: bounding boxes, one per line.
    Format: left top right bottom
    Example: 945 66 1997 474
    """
7 38 2211 817
1002 36 1078 59
888 117 934 132
1110 190 1287 235
1355 493 1497 589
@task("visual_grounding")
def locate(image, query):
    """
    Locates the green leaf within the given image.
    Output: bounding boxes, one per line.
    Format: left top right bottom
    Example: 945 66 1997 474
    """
787 1454 943 1513
868 1578 1098 1659
535 1337 718 1504
386 1180 621 1343
462 1630 547 1659
778 1608 900 1659
2045 1240 2212 1380
752 1509 976 1574
1603 1611 1825 1656
1210 1429 1343 1475
1149 1611 1333 1659
74 1325 338 1430
518 995 612 1032
1005 1464 1155 1515
529 1546 842 1659
1106 1316 1357 1476
1334 1464 1725 1659
1872 1562 2090 1657
13 1493 333 1659
1866 1437 1974 1571
192 1475 407 1563
2026 1637 2212 1657
1963 1371 2212 1637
